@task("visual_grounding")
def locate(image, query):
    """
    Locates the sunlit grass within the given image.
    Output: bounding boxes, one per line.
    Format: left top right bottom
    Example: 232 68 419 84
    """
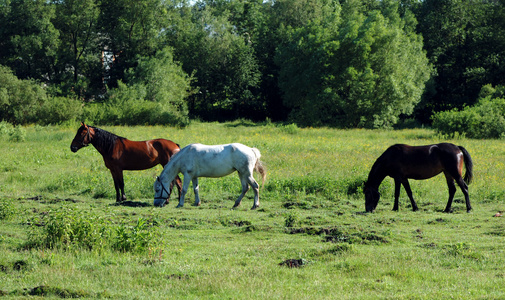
0 122 504 298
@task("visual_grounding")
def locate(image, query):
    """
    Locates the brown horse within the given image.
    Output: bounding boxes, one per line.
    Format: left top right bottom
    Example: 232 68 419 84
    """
70 123 182 203
364 143 473 213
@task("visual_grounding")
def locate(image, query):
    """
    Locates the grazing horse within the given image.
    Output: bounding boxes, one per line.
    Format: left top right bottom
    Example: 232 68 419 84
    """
154 143 266 209
364 143 473 213
70 123 182 203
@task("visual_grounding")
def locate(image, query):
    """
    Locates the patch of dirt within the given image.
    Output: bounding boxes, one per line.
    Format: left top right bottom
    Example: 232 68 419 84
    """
22 196 81 204
27 285 90 298
279 259 306 268
166 274 191 280
288 226 389 244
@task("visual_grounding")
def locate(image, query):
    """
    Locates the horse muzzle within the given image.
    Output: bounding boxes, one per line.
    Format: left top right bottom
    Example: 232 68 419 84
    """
153 198 167 207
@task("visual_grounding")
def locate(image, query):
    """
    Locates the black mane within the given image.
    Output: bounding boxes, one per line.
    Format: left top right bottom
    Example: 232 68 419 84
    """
90 126 125 156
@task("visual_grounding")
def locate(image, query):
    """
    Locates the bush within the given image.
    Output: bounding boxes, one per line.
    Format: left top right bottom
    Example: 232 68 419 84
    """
83 47 192 127
432 86 505 139
0 65 81 125
27 210 157 253
38 96 82 125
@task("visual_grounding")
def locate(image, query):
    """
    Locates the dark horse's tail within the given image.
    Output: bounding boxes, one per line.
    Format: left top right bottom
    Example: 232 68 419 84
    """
458 146 473 185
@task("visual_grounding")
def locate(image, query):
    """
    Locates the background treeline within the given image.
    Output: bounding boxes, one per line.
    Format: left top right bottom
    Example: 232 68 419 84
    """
1 0 505 134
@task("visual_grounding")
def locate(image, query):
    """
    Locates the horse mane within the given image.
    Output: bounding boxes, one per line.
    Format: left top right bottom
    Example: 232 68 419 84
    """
90 126 125 156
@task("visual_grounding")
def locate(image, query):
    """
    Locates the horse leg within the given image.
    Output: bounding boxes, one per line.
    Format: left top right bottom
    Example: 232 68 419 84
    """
177 174 191 208
233 175 250 209
166 175 182 205
393 179 401 211
110 169 125 202
247 176 260 210
456 177 472 213
192 177 201 206
443 175 457 213
118 171 126 201
174 175 183 203
401 180 418 211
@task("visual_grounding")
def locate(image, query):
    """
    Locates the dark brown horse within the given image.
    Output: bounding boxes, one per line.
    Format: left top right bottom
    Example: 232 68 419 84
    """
364 143 473 213
70 123 182 203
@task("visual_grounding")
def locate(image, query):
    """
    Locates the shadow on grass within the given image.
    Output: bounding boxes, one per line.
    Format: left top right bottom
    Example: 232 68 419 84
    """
111 200 152 208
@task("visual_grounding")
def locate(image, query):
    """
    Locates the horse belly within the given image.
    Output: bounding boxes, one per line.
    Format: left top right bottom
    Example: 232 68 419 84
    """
116 151 159 171
401 162 443 180
196 167 236 178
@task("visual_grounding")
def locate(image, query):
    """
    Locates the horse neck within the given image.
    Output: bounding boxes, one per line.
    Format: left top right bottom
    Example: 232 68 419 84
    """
159 158 180 185
89 127 120 157
366 160 387 189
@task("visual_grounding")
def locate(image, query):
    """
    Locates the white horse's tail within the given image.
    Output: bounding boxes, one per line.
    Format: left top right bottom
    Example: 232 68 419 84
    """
252 148 266 187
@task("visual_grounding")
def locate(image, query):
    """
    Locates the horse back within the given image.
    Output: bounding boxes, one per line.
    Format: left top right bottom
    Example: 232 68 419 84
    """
182 143 256 177
383 143 457 179
108 138 180 170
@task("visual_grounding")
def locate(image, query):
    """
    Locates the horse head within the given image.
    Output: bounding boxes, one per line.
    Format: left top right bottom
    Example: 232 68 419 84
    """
364 181 380 212
70 122 93 152
153 176 170 207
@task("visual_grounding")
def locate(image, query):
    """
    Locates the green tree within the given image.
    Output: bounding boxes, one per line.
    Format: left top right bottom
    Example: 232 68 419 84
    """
98 0 169 88
276 0 431 128
414 0 505 122
0 0 59 82
165 4 261 120
52 0 100 98
124 47 191 124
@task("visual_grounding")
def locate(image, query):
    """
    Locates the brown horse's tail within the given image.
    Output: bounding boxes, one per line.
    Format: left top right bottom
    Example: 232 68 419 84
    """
459 146 473 185
252 148 267 187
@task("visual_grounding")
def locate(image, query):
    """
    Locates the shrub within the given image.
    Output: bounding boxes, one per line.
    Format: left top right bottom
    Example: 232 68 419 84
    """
432 95 505 139
0 65 47 124
112 217 157 253
27 211 157 253
37 96 82 125
0 65 81 125
8 126 26 142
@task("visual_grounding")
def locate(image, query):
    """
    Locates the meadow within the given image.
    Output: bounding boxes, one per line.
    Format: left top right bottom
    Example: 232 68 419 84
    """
0 121 504 299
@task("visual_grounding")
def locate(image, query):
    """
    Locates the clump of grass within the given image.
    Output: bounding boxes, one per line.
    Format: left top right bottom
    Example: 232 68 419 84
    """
280 123 299 134
9 285 99 298
25 210 157 253
8 126 26 142
284 211 299 227
112 217 158 253
0 198 17 220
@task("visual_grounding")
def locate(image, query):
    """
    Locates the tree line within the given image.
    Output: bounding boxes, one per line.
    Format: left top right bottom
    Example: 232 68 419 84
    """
1 0 504 130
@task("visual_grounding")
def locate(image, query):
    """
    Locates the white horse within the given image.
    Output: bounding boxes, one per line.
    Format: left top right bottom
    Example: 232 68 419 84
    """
154 143 266 209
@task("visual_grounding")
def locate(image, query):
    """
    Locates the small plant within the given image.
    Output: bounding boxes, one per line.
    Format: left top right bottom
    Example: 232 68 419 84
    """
280 123 299 134
8 126 26 142
0 121 14 137
112 217 156 253
28 210 110 251
0 199 16 220
284 212 299 228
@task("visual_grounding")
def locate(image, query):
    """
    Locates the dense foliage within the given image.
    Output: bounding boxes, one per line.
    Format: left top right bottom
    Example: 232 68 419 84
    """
432 85 505 139
0 0 505 131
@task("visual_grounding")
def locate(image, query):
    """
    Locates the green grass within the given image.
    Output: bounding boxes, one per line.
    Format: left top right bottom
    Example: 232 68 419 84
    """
0 121 504 299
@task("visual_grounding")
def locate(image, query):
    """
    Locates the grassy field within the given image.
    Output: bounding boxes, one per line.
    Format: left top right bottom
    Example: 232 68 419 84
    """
0 121 504 299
